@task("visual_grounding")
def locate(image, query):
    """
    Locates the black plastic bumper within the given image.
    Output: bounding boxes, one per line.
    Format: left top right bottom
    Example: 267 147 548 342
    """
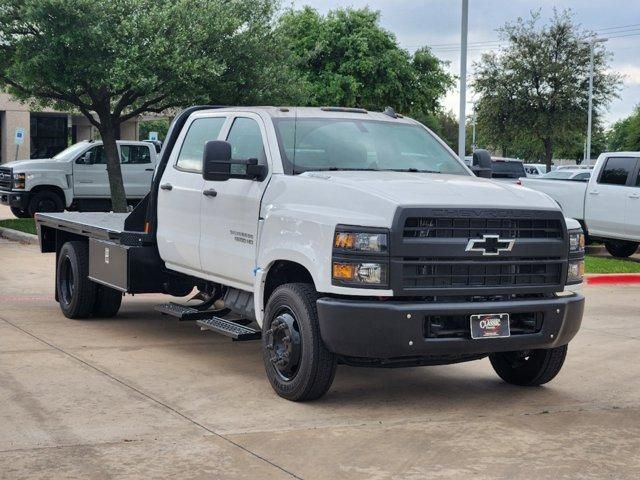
0 190 29 209
317 294 584 360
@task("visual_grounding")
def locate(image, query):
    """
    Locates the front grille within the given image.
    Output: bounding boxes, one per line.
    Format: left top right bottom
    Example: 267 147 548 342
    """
403 217 563 239
0 167 12 190
402 257 563 289
425 312 543 339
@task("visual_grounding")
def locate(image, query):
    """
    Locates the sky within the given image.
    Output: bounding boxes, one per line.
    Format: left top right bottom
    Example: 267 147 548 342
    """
290 0 640 126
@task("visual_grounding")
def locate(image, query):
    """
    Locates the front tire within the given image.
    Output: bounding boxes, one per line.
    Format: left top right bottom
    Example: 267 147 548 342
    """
489 345 568 386
10 206 30 218
28 190 64 217
262 283 337 401
604 240 639 258
57 241 96 319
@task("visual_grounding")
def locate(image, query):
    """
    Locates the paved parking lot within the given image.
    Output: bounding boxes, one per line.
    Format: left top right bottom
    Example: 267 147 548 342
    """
1 236 639 479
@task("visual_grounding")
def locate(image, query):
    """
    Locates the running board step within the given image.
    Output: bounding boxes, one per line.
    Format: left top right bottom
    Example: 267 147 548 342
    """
155 302 220 321
197 317 261 341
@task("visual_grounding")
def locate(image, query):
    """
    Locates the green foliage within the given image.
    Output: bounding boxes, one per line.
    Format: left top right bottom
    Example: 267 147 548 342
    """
607 105 640 151
139 119 170 142
0 218 36 235
585 255 640 274
0 0 294 211
277 6 454 116
473 10 621 165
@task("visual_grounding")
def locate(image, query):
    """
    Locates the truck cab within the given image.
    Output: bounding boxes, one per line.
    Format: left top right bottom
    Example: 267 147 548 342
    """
520 152 640 258
0 140 157 217
35 106 586 401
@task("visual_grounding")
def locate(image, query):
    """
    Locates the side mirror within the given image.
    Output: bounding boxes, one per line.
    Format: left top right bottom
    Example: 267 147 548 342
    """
471 149 492 178
202 140 267 182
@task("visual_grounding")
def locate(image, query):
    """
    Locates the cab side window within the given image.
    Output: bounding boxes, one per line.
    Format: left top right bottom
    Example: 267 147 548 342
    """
120 145 151 164
76 145 105 164
176 117 226 173
226 117 267 165
599 157 634 186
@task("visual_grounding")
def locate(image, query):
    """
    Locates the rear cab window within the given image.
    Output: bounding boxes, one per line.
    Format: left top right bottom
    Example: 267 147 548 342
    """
491 161 526 178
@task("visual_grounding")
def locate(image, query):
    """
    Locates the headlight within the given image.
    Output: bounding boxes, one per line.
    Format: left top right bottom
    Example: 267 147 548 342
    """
332 261 388 286
569 230 585 252
13 173 25 189
334 231 388 253
332 226 390 288
567 259 585 283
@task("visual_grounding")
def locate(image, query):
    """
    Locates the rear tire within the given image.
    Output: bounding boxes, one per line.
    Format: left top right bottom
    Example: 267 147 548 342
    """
489 345 568 386
28 190 64 217
93 285 122 318
262 283 337 401
56 241 96 319
604 240 639 258
10 206 30 218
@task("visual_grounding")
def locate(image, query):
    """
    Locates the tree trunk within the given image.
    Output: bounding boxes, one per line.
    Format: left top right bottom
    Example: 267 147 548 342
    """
99 121 128 213
543 138 553 173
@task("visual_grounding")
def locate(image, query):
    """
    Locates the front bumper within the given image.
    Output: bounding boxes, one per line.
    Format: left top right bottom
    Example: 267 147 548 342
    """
317 293 584 360
0 190 29 209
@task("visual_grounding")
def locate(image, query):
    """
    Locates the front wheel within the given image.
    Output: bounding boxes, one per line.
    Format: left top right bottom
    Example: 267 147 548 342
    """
489 345 568 386
28 190 64 216
10 206 30 218
604 240 639 258
262 283 337 401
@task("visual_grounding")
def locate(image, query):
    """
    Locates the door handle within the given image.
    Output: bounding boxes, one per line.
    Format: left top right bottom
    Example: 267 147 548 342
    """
145 168 154 172
588 190 599 195
203 189 218 197
160 183 173 191
629 194 640 199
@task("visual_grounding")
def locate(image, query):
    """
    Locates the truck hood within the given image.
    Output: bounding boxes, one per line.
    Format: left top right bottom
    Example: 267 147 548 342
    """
2 158 71 174
302 171 559 210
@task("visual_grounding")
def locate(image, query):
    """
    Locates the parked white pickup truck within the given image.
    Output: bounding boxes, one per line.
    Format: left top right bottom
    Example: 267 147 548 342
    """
35 106 585 401
0 140 157 217
521 152 640 257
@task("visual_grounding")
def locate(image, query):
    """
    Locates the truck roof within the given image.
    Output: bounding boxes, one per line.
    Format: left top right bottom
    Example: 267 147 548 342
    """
197 106 420 124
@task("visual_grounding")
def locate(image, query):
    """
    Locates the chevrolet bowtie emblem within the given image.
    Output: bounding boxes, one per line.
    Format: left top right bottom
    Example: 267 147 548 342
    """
466 234 515 256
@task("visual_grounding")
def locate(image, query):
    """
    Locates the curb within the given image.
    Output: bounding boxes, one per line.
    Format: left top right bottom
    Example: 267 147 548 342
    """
0 227 38 245
586 274 640 285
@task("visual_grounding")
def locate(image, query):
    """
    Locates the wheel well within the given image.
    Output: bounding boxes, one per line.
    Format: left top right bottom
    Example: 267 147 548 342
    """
31 185 66 204
263 261 314 306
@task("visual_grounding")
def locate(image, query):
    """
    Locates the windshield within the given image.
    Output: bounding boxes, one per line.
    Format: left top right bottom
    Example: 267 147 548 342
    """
273 118 468 175
491 161 526 178
52 142 90 160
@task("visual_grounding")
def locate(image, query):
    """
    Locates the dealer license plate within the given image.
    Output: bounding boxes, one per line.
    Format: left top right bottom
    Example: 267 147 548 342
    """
470 313 510 339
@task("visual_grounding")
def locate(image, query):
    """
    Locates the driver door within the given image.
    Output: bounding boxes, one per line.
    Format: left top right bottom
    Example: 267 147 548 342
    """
73 145 110 197
199 114 271 288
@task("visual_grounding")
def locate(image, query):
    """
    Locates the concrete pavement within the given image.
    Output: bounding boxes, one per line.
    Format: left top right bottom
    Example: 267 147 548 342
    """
0 237 639 479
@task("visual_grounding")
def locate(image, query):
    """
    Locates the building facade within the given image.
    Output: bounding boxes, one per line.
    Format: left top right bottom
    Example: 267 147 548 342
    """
0 93 139 164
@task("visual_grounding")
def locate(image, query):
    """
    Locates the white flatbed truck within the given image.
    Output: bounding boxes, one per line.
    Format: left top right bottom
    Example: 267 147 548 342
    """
35 106 585 401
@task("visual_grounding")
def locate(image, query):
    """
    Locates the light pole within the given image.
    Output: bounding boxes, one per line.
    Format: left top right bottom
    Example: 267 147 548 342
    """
585 37 607 165
458 0 469 162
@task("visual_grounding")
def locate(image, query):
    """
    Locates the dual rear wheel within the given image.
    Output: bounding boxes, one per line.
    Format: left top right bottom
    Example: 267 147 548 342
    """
57 241 122 319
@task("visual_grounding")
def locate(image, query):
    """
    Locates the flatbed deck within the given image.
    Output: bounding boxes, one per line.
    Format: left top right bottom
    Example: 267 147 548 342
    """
36 212 129 241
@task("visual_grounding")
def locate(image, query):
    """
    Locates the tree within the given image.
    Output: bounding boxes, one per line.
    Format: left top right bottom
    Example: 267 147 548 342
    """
607 105 640 151
0 0 294 211
473 10 621 170
277 7 454 117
